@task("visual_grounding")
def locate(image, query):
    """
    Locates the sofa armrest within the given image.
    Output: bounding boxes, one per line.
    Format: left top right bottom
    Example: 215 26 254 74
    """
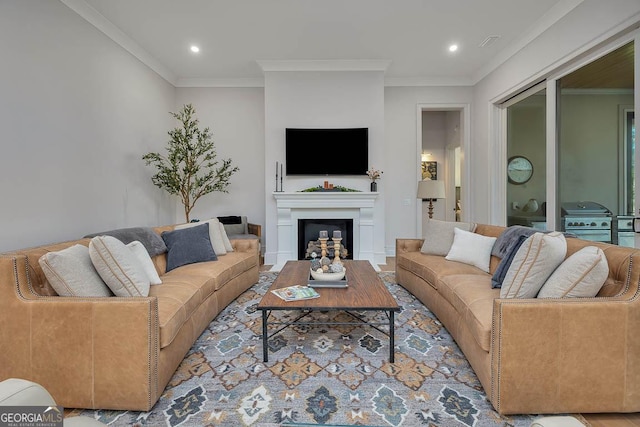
247 223 261 239
0 256 160 411
490 297 640 414
396 238 424 254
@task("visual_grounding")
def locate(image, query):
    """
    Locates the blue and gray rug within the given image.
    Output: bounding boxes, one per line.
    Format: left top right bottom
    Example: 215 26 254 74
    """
74 272 539 426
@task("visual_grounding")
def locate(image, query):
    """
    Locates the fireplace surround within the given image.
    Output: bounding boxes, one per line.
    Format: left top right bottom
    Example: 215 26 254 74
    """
272 192 379 270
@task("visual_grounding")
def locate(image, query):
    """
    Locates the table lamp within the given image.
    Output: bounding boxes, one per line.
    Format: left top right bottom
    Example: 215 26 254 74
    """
417 180 446 219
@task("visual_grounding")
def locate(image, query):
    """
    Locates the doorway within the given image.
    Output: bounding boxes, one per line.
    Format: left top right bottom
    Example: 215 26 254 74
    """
415 104 470 237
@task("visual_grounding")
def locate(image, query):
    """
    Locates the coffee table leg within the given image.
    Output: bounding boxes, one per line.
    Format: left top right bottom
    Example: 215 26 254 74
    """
262 309 269 362
389 310 395 363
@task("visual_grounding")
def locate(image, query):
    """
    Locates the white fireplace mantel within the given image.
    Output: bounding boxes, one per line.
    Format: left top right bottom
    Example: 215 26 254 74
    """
272 192 379 270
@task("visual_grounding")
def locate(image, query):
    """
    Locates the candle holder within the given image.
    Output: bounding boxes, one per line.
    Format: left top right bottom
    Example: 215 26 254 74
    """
318 237 329 258
333 237 343 265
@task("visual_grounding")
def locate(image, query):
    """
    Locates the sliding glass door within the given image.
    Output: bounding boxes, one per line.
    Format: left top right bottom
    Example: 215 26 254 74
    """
504 84 546 229
557 41 634 245
498 36 637 247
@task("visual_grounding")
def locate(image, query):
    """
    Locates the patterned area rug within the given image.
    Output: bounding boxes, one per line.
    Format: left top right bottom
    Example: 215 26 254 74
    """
75 272 539 426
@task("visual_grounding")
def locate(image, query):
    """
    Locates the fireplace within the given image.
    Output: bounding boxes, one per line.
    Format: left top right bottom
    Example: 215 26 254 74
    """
297 219 354 260
271 192 379 269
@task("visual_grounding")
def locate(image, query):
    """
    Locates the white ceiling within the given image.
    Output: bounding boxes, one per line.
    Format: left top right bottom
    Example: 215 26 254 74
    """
63 0 581 86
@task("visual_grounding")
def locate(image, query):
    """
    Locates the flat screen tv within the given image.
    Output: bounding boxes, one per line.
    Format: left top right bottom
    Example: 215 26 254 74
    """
286 128 368 175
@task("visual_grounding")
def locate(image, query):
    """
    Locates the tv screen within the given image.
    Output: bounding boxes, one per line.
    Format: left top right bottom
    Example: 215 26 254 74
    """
286 128 368 176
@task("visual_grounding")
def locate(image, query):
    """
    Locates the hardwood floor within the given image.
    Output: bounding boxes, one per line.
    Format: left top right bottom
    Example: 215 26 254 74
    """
261 258 640 426
582 414 640 427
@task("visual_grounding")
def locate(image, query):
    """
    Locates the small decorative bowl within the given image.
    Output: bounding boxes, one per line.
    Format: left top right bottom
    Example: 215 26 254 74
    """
310 268 346 281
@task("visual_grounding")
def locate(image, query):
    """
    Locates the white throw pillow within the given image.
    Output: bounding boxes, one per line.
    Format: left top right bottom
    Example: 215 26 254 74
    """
500 232 567 299
421 219 476 256
89 236 150 297
126 241 162 285
175 218 227 255
218 221 234 252
38 244 112 297
445 228 497 273
538 246 608 298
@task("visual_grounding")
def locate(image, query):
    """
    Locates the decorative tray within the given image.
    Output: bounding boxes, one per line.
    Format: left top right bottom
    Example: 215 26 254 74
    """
308 272 348 288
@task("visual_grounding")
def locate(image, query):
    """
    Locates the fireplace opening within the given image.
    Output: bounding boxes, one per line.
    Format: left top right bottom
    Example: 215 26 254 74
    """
298 219 354 260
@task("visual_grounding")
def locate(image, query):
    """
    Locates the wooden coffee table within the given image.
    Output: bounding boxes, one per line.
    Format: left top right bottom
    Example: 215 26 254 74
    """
258 260 400 362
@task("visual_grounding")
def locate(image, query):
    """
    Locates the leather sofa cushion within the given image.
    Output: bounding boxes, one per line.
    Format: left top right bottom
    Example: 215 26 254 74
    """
153 252 257 348
438 274 498 352
150 280 204 348
397 251 488 290
163 253 254 292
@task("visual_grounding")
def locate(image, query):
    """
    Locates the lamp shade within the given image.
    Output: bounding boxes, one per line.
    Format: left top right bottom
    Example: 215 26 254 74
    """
417 180 446 200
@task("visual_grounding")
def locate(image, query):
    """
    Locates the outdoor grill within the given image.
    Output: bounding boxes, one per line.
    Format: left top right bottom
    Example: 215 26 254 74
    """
561 201 612 243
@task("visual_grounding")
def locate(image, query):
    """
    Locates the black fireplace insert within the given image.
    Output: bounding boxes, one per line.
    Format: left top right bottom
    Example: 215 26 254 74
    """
297 219 354 260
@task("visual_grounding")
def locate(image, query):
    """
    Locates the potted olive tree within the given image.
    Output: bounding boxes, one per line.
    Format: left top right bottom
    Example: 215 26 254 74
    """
143 104 239 222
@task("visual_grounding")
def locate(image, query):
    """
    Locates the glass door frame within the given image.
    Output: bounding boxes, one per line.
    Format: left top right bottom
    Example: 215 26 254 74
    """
491 30 640 233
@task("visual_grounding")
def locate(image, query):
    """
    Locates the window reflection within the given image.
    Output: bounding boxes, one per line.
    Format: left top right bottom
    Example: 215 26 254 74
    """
506 86 546 230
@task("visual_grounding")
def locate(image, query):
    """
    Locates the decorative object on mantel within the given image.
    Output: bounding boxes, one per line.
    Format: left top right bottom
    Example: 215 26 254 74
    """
300 185 361 192
417 180 446 219
366 167 383 192
275 161 284 192
142 104 239 222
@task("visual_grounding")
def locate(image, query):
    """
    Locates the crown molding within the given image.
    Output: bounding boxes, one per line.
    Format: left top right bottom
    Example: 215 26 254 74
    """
257 59 391 73
176 75 475 88
472 0 584 84
176 77 265 88
60 0 177 85
385 76 473 87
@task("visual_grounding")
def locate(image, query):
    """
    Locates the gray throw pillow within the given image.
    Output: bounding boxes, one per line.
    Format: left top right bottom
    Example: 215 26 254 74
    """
161 223 217 272
84 227 167 257
420 219 476 256
175 218 227 255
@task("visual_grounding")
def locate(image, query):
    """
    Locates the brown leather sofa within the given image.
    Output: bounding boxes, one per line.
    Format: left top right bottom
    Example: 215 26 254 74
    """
0 225 259 411
396 224 640 415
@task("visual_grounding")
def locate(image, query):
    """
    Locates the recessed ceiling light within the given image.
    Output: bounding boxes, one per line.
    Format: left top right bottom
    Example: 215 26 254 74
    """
448 44 459 53
190 45 200 53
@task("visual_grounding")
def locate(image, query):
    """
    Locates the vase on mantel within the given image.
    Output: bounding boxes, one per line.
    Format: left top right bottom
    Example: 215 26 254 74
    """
370 181 377 192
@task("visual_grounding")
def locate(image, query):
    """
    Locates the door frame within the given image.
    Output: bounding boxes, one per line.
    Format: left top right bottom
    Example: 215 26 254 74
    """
415 103 471 237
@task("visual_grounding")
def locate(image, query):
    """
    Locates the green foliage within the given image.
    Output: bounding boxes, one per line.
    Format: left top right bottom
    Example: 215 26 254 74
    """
300 185 361 192
143 104 239 222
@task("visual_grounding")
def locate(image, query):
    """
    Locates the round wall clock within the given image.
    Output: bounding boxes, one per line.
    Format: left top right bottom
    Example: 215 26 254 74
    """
507 156 533 184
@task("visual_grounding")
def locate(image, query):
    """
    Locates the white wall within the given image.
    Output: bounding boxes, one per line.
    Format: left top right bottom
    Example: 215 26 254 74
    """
263 71 385 264
0 1 176 252
472 0 640 224
384 86 472 254
175 88 265 225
